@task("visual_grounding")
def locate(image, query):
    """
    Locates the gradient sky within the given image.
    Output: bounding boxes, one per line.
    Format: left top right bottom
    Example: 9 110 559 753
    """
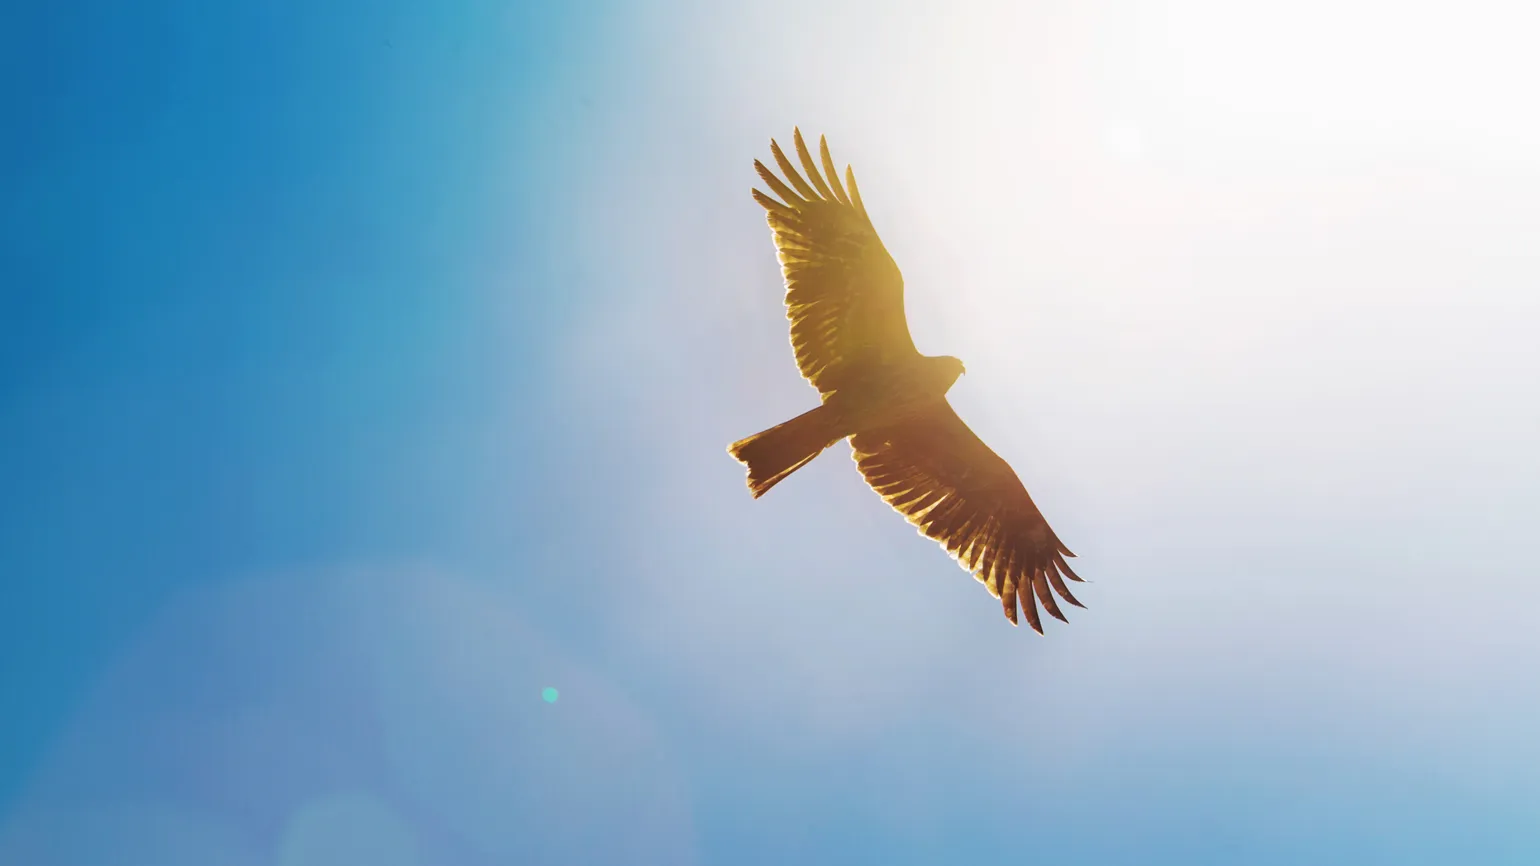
4 0 1539 863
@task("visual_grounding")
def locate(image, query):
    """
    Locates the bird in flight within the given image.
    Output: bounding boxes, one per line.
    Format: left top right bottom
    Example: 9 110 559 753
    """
727 129 1086 632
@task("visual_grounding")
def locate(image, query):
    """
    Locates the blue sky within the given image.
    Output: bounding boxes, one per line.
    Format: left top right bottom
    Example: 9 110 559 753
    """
3 0 1539 863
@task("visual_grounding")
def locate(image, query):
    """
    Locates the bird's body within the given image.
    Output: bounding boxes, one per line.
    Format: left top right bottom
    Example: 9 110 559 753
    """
728 129 1086 632
824 354 966 432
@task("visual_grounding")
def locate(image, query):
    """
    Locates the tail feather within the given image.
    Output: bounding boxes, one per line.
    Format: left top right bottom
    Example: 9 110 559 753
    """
728 405 844 498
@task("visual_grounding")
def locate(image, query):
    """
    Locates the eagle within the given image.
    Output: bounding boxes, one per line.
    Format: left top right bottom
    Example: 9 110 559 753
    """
727 129 1086 632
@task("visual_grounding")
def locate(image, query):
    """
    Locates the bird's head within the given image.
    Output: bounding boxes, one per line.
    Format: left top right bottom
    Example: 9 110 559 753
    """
934 355 966 391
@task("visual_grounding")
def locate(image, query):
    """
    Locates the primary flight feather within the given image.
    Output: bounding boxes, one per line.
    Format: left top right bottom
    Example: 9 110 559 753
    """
728 128 1086 632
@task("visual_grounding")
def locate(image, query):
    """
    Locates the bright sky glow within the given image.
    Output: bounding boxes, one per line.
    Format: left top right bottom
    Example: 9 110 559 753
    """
3 0 1537 863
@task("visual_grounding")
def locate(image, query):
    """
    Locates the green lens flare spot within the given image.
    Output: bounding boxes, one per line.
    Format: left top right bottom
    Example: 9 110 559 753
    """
541 687 559 704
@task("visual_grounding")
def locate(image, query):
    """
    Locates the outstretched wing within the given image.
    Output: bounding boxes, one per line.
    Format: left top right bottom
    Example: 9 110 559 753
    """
752 129 918 395
850 402 1085 632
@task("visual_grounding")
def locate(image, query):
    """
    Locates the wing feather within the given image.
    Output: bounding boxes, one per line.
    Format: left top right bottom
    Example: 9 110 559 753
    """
770 139 821 201
845 166 869 219
819 135 850 204
851 401 1083 631
1033 568 1068 623
1045 563 1085 608
752 129 917 394
754 159 808 208
751 188 798 219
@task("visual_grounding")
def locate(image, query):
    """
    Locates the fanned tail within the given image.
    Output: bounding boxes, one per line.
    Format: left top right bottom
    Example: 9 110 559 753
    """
728 405 844 498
